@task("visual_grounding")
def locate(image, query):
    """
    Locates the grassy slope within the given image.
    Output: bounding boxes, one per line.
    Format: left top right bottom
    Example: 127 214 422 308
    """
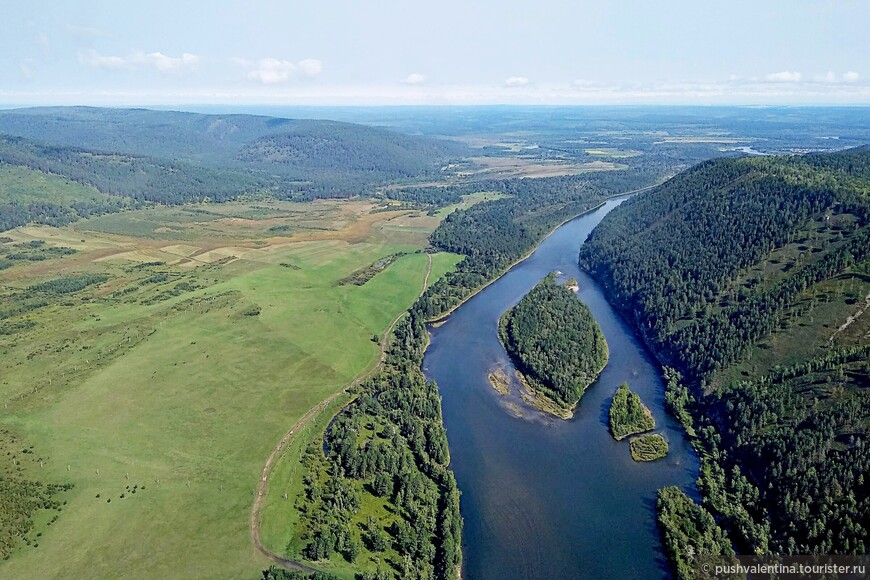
0 164 117 206
0 203 460 579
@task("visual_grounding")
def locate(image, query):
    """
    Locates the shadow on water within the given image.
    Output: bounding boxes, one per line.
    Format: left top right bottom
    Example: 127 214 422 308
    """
423 197 700 579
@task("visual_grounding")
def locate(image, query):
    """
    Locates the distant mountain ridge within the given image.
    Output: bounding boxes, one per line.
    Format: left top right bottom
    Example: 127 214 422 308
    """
0 106 467 232
0 106 465 188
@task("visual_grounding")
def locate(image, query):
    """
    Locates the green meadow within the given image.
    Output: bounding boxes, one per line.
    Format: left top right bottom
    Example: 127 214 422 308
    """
0 201 460 578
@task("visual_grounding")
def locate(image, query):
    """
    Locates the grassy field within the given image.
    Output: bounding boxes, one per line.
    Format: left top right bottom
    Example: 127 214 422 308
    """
0 164 120 207
0 199 460 578
435 191 508 218
584 148 642 158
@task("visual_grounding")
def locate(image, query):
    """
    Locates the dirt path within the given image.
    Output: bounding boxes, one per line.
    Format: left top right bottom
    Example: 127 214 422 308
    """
250 251 434 571
829 289 870 344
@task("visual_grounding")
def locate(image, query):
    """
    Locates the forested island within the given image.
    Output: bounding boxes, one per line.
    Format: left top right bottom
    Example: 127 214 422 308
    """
498 274 608 417
628 433 669 462
608 382 655 440
580 147 870 568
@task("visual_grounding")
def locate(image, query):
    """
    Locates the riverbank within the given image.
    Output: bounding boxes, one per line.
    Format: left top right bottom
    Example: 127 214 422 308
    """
422 195 700 579
426 200 609 325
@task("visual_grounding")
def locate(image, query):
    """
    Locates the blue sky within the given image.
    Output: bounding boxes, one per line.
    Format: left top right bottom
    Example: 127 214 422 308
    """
2 0 869 105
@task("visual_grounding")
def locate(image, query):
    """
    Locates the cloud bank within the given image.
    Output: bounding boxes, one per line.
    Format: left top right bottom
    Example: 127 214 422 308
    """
77 49 201 75
505 76 530 87
234 57 323 84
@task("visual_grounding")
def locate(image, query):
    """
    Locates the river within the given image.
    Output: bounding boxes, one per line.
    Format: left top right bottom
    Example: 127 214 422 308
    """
422 197 700 579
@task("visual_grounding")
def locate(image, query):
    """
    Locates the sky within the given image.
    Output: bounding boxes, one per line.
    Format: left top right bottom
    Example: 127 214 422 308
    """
2 0 869 106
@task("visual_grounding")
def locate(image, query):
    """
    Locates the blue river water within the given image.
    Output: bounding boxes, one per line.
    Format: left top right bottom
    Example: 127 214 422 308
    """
422 197 699 579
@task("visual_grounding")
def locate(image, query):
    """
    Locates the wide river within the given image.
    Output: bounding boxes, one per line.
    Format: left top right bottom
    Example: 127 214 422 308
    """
423 197 700 579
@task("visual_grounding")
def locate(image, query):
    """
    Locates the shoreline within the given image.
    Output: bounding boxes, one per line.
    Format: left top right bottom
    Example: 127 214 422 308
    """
426 182 659 325
426 199 609 324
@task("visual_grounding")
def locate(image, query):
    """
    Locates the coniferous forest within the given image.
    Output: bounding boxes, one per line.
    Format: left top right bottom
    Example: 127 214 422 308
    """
580 147 870 565
498 274 608 412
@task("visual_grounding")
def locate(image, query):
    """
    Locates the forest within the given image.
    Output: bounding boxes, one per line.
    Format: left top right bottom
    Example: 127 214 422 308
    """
285 308 461 579
657 486 734 580
579 148 870 562
498 274 608 412
608 382 655 440
414 169 663 322
580 148 870 381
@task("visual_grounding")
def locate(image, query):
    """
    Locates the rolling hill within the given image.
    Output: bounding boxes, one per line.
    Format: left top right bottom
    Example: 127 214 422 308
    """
0 107 465 185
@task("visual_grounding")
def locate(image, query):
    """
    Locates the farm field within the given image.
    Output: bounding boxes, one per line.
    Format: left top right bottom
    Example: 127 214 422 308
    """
0 199 460 578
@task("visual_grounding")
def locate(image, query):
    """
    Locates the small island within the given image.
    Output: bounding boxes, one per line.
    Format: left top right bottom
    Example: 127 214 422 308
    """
487 368 512 396
498 273 608 418
629 433 669 461
609 382 655 440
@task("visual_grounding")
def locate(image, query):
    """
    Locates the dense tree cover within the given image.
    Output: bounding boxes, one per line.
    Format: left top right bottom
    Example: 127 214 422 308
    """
261 567 338 580
0 108 466 204
415 171 662 321
0 136 267 205
0 477 71 559
580 149 870 382
609 382 655 440
629 433 669 462
384 168 659 210
657 486 735 580
498 274 608 410
28 274 109 295
711 345 870 555
580 149 870 568
238 121 464 181
293 306 461 579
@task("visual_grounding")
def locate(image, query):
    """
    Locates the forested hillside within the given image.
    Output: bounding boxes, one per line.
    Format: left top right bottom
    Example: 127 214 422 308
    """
0 135 266 202
0 107 463 199
579 147 870 559
581 148 870 380
498 274 608 414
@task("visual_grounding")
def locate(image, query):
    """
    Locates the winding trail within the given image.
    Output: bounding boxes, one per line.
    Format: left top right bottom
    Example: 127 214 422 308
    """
250 252 434 571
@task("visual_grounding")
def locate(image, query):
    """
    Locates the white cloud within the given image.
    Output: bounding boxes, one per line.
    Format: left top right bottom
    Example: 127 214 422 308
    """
77 49 201 75
78 49 128 70
765 71 802 83
298 59 323 78
238 57 323 84
146 52 201 73
505 76 530 87
843 71 860 83
247 58 296 84
405 73 426 85
815 71 838 84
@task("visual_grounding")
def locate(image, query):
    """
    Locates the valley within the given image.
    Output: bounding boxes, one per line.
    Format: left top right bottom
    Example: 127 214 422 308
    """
0 105 868 579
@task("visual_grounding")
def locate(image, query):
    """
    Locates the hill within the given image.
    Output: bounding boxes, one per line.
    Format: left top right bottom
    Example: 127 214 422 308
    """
0 107 465 193
579 147 870 556
0 135 265 205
